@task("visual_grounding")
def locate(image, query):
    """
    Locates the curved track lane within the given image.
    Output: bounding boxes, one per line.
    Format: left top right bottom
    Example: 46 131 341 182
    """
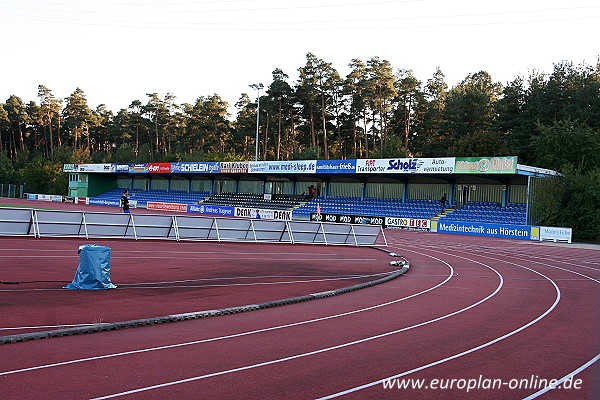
0 230 598 399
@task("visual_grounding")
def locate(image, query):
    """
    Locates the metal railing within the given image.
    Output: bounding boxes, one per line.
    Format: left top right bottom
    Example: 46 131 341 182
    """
0 184 23 198
0 207 386 246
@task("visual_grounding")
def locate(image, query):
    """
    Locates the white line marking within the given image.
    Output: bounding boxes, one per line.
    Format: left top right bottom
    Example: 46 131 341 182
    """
0 251 454 377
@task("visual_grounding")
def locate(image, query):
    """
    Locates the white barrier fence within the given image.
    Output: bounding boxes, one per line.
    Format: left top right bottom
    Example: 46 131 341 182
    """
0 207 385 246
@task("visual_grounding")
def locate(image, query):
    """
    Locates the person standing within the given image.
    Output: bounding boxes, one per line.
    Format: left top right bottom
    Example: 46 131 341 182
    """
121 190 130 213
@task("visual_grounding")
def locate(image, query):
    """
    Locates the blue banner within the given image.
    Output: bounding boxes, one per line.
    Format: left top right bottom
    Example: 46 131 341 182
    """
431 221 538 240
316 160 357 173
171 162 220 173
89 198 121 207
187 204 235 216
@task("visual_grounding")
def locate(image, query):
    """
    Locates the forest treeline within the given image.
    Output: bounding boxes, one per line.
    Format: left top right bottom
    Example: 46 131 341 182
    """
0 54 599 239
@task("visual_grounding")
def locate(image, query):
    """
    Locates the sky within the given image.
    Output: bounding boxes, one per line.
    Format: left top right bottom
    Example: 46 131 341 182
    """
1 0 599 115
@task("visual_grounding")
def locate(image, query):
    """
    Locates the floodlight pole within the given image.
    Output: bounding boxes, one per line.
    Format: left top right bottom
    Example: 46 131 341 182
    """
249 83 263 161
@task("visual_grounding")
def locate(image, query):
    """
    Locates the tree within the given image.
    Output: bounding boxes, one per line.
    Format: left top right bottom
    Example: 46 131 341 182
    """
442 71 502 154
267 68 294 160
414 67 448 156
393 69 423 155
345 59 369 157
4 95 29 155
531 120 600 172
63 88 94 150
38 85 62 154
365 57 396 154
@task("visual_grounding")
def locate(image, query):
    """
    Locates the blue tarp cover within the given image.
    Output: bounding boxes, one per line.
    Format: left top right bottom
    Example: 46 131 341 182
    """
65 244 117 290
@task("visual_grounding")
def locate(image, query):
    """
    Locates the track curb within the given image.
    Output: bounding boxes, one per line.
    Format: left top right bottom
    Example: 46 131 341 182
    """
0 248 409 345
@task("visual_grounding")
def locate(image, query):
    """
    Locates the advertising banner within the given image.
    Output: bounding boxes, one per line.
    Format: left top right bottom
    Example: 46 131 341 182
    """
77 197 89 205
385 217 431 230
37 194 52 201
248 160 317 174
187 204 235 216
27 193 38 200
356 158 455 174
220 161 249 174
316 160 357 173
454 156 517 174
235 207 292 221
63 164 78 172
148 163 171 173
147 202 188 212
89 198 121 207
129 163 150 173
539 226 572 243
430 220 537 240
115 164 130 173
51 195 63 202
78 163 115 173
310 213 385 226
171 162 220 173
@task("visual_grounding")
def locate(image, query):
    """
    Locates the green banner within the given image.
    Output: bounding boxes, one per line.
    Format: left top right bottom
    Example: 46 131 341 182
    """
454 156 517 174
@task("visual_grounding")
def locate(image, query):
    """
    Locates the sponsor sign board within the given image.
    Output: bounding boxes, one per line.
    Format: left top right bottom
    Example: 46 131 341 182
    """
220 161 249 174
248 160 317 174
316 160 357 173
27 193 38 200
147 202 188 212
37 194 52 201
539 226 572 243
77 197 88 204
63 164 78 172
148 163 171 173
51 195 63 202
187 204 235 216
430 220 537 240
89 198 121 207
310 213 385 226
63 196 75 203
129 163 150 173
235 207 292 221
115 164 130 172
170 162 220 173
78 163 115 173
454 156 517 174
385 217 431 230
356 158 455 174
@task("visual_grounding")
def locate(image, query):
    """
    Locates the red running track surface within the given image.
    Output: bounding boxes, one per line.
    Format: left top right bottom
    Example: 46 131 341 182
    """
0 211 598 399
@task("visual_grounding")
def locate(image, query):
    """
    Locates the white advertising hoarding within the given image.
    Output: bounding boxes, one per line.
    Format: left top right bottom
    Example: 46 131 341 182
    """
356 158 455 174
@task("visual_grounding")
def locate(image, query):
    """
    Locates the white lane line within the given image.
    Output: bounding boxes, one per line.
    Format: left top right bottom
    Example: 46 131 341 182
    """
0 249 341 256
316 244 561 399
522 354 600 399
0 273 391 292
0 251 454 377
87 255 502 400
389 239 600 400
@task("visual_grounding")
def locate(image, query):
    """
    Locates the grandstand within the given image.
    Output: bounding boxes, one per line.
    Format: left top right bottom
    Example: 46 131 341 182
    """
292 197 445 220
90 188 527 226
202 193 305 210
435 201 527 225
64 157 558 238
91 189 210 207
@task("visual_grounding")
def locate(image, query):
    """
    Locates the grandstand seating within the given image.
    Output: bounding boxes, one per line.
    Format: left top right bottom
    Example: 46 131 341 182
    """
90 190 528 225
436 201 527 225
201 193 305 210
90 189 210 207
292 197 445 220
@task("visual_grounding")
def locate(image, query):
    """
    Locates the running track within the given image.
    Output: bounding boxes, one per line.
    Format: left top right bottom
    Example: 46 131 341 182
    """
0 210 598 399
